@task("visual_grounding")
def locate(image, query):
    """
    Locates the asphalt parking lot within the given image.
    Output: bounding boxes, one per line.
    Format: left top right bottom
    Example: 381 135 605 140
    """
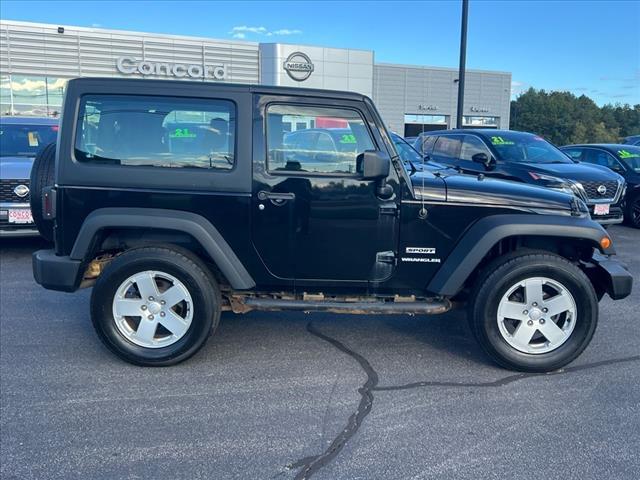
1 226 639 480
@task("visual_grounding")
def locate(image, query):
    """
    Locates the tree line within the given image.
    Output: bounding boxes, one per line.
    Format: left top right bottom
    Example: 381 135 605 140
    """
509 88 640 146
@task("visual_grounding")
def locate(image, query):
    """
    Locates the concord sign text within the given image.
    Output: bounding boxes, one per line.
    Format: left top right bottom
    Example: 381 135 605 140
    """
116 57 227 80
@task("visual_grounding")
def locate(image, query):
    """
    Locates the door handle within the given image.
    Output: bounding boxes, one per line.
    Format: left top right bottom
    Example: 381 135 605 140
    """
257 191 296 201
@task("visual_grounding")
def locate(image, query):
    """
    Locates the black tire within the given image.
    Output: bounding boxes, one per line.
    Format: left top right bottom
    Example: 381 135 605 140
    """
90 246 221 366
625 192 640 229
29 142 56 242
468 251 598 373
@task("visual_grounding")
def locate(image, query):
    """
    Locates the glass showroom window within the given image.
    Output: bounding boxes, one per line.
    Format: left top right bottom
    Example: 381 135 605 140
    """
0 75 11 116
2 75 68 117
463 116 500 127
46 78 68 115
11 75 48 117
404 114 448 125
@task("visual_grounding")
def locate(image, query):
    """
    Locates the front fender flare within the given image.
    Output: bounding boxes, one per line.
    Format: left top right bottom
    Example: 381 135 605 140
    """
71 208 255 290
427 214 612 297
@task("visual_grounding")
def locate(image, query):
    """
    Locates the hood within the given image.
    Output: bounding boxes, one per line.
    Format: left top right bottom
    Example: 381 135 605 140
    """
0 156 35 179
518 161 622 182
412 171 576 212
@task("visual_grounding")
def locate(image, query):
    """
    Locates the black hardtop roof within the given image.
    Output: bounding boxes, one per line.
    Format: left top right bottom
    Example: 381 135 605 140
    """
66 77 369 102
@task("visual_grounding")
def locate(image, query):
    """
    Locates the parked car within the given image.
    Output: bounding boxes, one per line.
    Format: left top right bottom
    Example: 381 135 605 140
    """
561 144 640 228
404 136 418 144
413 130 626 226
623 135 640 146
31 78 631 372
390 132 451 172
0 116 58 237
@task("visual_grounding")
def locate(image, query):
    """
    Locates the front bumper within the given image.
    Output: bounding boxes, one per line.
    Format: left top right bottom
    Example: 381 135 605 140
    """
588 205 624 225
33 249 83 292
0 202 38 237
586 252 633 300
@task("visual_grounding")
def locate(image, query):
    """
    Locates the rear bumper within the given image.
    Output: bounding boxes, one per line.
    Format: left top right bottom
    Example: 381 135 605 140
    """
32 249 83 292
588 253 633 300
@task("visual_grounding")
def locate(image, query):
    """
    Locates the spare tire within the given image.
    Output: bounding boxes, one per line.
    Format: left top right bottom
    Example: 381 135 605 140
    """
30 142 56 242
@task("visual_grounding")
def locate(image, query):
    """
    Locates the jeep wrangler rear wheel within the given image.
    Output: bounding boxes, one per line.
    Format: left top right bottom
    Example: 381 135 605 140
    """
469 252 598 372
90 246 221 366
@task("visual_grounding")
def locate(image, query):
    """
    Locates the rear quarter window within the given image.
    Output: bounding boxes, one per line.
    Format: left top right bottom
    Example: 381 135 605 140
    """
74 95 236 170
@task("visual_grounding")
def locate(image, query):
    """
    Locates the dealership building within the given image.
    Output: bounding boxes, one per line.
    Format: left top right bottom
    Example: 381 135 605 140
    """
0 20 512 134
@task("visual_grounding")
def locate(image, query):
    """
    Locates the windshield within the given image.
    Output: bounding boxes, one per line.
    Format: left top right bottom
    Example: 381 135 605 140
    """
616 147 640 172
484 132 572 164
391 133 423 164
0 123 58 157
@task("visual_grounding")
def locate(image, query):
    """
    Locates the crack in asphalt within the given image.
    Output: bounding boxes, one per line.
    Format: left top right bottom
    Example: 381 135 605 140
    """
374 354 640 391
286 322 379 480
284 323 640 479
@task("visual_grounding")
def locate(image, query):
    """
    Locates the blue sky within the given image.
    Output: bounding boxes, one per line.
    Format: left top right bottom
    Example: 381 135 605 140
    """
3 0 639 106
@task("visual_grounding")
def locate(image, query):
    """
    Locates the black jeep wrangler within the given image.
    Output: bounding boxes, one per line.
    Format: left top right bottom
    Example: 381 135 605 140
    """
31 78 632 371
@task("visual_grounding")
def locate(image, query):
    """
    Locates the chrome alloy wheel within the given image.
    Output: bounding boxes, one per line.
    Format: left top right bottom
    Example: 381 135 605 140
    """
497 277 577 354
112 270 193 348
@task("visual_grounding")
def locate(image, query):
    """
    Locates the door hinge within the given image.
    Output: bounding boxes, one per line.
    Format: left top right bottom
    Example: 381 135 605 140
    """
379 204 399 216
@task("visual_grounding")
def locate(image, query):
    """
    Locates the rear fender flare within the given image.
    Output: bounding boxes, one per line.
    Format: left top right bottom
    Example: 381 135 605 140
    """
70 208 255 289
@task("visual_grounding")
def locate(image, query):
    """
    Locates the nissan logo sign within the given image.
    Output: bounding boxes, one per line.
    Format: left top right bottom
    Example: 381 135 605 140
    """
597 185 607 195
283 52 314 82
116 57 226 80
13 184 30 198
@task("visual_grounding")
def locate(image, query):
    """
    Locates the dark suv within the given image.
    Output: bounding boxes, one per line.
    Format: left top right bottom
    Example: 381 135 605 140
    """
31 78 631 372
561 144 640 228
414 130 626 225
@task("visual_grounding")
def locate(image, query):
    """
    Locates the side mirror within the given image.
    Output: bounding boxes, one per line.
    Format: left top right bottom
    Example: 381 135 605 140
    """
472 152 495 170
360 150 390 180
359 150 393 198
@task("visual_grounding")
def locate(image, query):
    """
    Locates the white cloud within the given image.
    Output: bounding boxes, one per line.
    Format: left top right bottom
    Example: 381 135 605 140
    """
272 29 302 36
228 25 302 39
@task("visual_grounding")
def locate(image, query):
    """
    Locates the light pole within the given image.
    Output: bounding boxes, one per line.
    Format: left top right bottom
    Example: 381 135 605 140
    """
456 0 469 129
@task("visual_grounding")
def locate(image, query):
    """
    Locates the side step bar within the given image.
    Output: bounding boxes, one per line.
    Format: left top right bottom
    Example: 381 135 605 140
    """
235 297 451 315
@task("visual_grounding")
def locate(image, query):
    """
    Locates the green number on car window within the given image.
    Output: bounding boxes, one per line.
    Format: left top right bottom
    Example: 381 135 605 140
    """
169 128 197 139
618 149 640 159
340 134 357 144
491 136 515 146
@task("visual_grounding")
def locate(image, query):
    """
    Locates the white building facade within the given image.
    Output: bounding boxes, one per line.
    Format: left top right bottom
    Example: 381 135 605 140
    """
0 20 512 133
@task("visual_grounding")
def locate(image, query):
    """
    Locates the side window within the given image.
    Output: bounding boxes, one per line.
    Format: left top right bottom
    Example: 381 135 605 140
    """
583 149 618 169
419 135 436 155
433 135 462 159
75 95 236 170
267 104 375 174
460 135 490 161
562 149 583 161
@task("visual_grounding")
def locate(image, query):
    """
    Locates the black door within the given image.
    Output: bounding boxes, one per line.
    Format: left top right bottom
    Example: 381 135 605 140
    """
252 99 399 286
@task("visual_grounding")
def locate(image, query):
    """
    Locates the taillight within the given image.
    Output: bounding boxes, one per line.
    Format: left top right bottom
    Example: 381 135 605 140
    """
42 186 56 219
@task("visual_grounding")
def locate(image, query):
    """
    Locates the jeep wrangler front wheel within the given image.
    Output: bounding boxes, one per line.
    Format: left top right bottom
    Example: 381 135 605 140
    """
469 252 598 373
90 246 221 366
